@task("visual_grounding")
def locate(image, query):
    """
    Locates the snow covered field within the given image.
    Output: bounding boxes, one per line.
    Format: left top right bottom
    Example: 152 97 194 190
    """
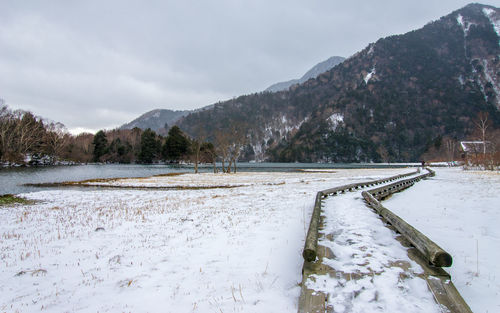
0 169 413 313
383 168 500 313
2 167 496 313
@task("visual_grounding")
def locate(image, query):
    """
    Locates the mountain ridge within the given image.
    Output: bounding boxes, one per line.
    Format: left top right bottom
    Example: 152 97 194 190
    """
265 56 345 92
120 109 190 134
177 3 500 162
121 56 347 133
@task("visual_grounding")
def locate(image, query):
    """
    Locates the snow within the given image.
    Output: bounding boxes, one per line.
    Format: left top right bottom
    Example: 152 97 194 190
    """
457 14 465 27
327 113 344 131
457 14 473 35
2 168 495 312
364 67 376 84
483 8 500 45
383 168 500 313
1 169 417 313
305 174 441 312
367 44 375 56
457 75 465 86
252 116 309 161
481 59 500 108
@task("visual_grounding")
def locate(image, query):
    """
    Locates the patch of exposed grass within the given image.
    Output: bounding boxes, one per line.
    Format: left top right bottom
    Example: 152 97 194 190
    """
152 172 187 177
0 194 34 206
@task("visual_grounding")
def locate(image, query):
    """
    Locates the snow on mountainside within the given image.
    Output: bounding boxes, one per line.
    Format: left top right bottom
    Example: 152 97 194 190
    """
178 3 500 163
265 56 345 92
251 114 308 161
122 55 344 135
455 5 500 109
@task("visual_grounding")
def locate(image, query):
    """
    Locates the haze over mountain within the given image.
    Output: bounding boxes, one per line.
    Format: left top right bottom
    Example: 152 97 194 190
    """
265 56 345 92
176 3 500 162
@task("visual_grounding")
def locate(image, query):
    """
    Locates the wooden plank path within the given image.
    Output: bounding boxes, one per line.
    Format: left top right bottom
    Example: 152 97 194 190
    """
298 169 472 313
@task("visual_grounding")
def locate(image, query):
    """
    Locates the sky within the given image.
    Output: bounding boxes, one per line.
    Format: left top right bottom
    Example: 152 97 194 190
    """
0 1 498 134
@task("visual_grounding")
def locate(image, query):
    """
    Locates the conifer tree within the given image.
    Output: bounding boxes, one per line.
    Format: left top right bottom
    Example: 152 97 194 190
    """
92 130 108 162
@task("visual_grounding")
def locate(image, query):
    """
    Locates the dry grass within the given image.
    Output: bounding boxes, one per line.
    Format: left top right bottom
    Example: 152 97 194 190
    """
0 195 35 206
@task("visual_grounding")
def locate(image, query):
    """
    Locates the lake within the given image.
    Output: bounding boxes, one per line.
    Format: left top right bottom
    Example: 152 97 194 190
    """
0 162 417 195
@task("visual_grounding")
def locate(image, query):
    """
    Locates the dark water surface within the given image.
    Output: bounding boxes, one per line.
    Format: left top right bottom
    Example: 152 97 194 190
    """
0 163 416 195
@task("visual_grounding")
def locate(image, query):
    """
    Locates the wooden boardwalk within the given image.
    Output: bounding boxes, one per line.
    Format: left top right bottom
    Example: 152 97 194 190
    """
298 169 472 313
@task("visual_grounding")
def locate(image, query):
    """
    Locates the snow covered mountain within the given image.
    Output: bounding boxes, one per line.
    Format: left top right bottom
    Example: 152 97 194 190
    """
178 3 500 162
265 56 345 92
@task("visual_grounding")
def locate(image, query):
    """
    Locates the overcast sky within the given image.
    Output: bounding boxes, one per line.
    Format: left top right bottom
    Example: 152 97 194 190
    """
0 1 497 134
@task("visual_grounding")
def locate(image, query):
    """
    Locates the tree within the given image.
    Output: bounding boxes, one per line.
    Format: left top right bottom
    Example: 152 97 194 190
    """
214 129 230 172
162 126 189 162
190 127 207 174
138 128 159 164
201 142 217 173
44 122 69 162
92 130 108 162
66 132 94 162
473 112 490 155
15 111 45 158
445 139 456 164
227 123 247 173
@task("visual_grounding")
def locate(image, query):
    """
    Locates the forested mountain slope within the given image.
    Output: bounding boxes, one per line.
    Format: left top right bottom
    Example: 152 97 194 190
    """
178 3 500 162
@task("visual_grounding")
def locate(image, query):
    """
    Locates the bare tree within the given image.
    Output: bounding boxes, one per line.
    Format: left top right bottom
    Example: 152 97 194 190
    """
44 121 69 162
9 111 45 162
191 137 204 174
445 139 456 164
0 104 14 162
227 123 247 173
190 125 207 174
214 130 230 173
474 111 490 155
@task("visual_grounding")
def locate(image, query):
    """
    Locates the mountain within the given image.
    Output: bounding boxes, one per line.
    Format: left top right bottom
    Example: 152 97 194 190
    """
265 56 345 92
122 56 344 133
269 2 500 163
177 3 500 163
120 109 190 134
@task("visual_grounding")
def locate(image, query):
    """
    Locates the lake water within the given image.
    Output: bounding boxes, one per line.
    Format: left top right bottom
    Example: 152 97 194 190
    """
0 163 416 195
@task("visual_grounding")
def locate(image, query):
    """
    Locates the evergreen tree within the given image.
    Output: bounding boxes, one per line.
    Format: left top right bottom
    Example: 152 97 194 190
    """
162 126 189 162
92 130 108 162
138 128 159 164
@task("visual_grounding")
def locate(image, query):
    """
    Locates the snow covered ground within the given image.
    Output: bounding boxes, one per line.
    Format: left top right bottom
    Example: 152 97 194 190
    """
2 167 494 312
0 169 414 313
383 168 500 313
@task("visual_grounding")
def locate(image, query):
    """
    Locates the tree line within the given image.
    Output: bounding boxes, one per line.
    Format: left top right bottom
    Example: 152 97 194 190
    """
0 101 245 172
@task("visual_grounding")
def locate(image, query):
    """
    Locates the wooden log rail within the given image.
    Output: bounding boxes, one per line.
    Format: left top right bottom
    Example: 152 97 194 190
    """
302 169 420 262
299 167 472 313
364 167 435 201
362 191 452 267
360 168 453 267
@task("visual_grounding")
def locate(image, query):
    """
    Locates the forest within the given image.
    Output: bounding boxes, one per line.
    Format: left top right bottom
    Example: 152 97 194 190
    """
0 102 248 173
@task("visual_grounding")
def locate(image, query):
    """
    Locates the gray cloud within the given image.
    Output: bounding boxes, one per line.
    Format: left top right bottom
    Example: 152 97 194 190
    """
0 0 497 133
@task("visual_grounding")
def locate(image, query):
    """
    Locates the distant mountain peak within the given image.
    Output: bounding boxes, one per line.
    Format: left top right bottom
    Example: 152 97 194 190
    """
177 3 499 163
120 109 190 134
265 55 345 92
